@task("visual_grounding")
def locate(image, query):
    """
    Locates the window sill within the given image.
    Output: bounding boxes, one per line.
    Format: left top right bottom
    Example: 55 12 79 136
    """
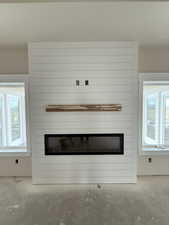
141 147 169 156
0 149 31 157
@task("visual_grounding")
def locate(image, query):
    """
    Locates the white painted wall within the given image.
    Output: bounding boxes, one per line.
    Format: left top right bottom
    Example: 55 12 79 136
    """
0 47 31 176
138 46 169 175
0 45 168 177
0 47 28 74
139 46 169 73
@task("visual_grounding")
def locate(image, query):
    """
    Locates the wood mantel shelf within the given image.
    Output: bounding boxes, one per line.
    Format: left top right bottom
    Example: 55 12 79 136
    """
46 104 122 112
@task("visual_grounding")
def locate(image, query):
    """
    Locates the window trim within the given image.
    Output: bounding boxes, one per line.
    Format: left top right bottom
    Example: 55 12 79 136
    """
0 75 31 157
139 73 169 156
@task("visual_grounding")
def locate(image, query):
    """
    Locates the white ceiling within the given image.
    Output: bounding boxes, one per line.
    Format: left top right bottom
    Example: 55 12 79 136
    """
0 2 169 48
0 0 168 2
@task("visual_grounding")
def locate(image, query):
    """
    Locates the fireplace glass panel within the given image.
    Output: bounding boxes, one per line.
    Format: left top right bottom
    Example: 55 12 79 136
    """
45 134 124 155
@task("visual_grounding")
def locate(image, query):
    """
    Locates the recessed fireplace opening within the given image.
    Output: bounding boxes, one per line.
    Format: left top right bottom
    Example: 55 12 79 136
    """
45 134 124 155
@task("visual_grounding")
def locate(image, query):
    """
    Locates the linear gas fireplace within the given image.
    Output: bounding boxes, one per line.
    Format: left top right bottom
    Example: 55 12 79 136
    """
45 134 124 155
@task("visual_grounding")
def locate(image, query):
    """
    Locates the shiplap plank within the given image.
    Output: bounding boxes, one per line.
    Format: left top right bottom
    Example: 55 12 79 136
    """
30 55 134 64
29 92 135 101
32 177 137 184
32 156 135 164
29 71 137 78
31 63 135 72
30 80 133 88
29 41 137 48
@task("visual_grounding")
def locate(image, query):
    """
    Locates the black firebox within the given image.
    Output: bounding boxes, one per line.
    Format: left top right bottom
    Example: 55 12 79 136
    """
45 133 124 155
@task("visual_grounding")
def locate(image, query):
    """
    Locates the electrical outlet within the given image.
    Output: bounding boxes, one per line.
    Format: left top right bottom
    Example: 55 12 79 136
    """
76 80 80 86
76 80 84 86
15 159 19 164
148 157 152 163
85 80 89 86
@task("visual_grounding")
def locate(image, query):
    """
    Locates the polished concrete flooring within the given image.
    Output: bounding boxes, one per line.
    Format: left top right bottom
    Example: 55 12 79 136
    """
0 176 168 225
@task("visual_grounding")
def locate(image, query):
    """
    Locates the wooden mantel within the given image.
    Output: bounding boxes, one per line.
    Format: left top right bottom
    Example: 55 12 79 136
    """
46 104 122 112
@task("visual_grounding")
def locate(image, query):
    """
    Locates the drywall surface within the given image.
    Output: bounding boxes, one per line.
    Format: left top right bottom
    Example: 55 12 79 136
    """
139 46 169 73
0 47 28 74
0 46 169 176
0 157 31 176
0 47 31 176
138 46 169 175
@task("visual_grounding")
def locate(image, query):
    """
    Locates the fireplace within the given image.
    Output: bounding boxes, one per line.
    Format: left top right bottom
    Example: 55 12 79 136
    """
45 134 124 155
29 42 137 183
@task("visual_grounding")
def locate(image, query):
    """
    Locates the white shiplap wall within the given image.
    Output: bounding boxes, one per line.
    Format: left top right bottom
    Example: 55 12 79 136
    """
29 42 138 184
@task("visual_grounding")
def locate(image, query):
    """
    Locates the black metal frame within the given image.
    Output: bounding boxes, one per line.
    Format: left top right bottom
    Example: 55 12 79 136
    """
45 133 124 155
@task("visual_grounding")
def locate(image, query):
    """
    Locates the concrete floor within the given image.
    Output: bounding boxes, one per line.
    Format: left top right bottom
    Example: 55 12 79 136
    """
0 176 168 225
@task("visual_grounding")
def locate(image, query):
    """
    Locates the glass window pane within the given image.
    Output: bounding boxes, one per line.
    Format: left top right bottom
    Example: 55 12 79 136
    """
146 94 157 140
164 94 169 146
8 95 21 143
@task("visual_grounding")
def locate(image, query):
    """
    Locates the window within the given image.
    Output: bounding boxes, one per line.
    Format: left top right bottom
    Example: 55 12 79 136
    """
0 77 29 154
140 74 169 154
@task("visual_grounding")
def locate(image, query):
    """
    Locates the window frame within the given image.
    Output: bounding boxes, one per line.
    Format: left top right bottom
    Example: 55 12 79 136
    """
162 92 169 147
0 75 30 156
139 73 169 156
